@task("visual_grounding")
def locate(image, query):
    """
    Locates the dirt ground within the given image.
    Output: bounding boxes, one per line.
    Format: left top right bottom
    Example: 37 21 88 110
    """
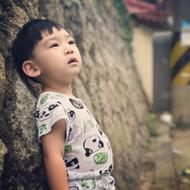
139 122 190 190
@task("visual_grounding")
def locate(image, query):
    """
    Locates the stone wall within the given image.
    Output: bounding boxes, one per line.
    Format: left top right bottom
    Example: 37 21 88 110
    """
0 0 149 189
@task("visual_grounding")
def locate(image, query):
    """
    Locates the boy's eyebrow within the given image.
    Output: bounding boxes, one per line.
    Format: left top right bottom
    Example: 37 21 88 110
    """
43 34 72 45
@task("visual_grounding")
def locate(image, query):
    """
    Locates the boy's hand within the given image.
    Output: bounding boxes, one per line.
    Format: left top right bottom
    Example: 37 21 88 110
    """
41 119 69 190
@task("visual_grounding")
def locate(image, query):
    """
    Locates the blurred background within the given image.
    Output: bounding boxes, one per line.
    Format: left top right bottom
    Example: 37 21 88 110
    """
124 0 190 189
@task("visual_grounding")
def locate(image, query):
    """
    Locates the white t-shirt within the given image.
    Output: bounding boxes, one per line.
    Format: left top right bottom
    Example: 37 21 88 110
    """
35 91 115 189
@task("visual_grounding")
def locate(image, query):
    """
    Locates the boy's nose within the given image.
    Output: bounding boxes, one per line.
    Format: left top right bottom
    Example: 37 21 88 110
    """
65 48 74 55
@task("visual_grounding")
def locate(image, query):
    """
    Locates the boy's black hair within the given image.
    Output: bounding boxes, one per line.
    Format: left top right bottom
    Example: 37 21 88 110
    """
12 19 64 83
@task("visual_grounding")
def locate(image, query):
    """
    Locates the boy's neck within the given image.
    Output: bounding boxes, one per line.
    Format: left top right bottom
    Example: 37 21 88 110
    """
42 84 73 96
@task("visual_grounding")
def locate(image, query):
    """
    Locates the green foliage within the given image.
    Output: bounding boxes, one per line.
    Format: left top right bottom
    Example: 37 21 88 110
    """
146 112 159 137
113 0 133 55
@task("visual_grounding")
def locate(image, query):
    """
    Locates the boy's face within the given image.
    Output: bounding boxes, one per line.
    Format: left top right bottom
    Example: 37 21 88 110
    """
31 27 82 86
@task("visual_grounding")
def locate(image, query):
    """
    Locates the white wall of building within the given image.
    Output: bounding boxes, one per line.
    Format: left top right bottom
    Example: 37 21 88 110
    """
132 23 156 104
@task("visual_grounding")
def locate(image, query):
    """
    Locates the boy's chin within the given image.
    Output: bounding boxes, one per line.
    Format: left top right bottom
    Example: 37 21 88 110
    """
70 69 82 79
73 66 82 75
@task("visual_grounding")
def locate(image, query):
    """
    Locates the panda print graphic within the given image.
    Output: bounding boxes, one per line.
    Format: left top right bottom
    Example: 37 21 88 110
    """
83 135 104 157
35 92 115 189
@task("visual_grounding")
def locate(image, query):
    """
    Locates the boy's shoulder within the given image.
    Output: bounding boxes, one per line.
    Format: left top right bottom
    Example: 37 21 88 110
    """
36 91 84 110
36 92 62 106
35 92 69 124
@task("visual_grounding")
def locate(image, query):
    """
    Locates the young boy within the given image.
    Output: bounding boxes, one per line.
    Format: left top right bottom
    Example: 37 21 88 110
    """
12 19 115 190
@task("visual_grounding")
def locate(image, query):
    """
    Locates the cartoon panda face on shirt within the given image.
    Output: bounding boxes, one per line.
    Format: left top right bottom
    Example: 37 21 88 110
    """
67 109 76 121
69 98 84 109
83 135 104 157
99 164 113 175
35 101 62 122
64 155 80 170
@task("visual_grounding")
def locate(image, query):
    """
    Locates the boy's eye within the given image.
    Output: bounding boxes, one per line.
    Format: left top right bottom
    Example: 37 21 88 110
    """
49 43 59 48
68 40 75 44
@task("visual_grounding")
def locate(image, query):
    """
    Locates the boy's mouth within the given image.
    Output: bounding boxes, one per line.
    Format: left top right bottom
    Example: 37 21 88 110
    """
68 58 78 64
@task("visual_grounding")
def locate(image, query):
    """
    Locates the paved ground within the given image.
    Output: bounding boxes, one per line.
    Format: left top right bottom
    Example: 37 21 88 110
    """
172 128 190 190
139 121 190 190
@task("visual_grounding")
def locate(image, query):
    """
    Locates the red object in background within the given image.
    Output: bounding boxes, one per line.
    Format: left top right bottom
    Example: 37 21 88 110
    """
125 0 156 14
123 0 170 25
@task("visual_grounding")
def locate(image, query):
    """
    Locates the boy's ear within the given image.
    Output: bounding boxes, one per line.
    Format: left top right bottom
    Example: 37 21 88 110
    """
22 60 41 78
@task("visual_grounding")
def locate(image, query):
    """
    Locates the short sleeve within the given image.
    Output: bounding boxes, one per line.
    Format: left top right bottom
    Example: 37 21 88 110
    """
35 98 70 143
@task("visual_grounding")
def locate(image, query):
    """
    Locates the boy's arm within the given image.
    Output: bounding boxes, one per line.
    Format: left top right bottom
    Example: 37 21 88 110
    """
41 119 69 190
